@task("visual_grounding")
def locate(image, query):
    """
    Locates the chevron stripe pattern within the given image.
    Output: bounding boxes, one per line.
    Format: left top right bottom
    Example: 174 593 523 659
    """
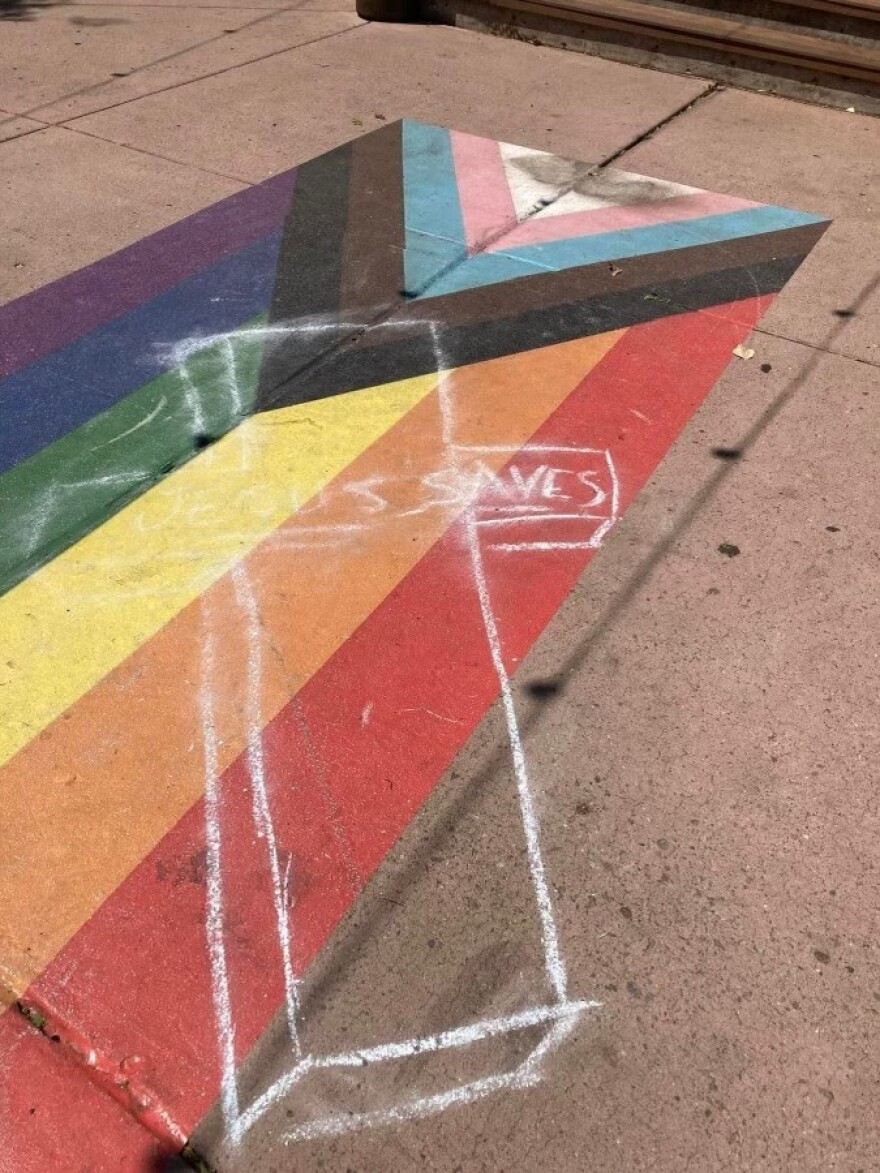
0 120 828 1160
255 119 827 408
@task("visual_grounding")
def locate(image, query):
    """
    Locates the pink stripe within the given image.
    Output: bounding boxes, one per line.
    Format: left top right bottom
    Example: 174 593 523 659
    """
490 190 760 250
450 131 518 254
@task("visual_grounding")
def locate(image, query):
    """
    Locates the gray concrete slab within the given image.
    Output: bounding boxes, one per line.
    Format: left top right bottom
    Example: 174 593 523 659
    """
621 87 880 367
31 8 363 123
66 23 710 181
0 4 262 113
197 329 880 1172
0 126 243 299
0 109 46 143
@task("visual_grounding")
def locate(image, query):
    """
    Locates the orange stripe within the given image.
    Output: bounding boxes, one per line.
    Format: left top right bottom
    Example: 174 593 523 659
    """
0 331 622 1003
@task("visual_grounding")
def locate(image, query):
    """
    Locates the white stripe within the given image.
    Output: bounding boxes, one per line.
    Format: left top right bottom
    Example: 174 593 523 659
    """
463 510 569 1000
490 540 599 552
453 443 605 455
281 1003 587 1144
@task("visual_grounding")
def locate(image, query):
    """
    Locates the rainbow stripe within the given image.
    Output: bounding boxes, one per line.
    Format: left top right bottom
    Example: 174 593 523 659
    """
0 120 828 1165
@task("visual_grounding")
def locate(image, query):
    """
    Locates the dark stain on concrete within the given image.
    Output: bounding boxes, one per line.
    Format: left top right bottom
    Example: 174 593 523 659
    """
711 446 742 460
511 154 680 205
69 14 130 25
155 849 207 889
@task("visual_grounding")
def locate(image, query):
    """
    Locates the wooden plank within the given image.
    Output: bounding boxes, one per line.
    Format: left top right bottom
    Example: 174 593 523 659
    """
783 0 880 17
496 0 880 80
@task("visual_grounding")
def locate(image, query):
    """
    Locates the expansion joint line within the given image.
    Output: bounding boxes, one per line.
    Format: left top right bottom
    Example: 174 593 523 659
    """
594 82 723 174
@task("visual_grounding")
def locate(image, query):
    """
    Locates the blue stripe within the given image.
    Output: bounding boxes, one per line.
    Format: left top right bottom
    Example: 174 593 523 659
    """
401 121 467 295
417 246 555 291
0 231 282 476
417 205 825 299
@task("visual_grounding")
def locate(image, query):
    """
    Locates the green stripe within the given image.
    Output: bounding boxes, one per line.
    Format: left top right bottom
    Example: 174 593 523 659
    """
0 316 265 597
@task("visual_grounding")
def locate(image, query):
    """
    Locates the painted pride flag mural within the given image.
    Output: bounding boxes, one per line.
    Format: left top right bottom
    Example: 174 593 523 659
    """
0 121 827 1164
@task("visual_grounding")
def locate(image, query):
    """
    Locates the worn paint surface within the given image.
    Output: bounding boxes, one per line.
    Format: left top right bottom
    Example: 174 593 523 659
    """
0 121 827 1163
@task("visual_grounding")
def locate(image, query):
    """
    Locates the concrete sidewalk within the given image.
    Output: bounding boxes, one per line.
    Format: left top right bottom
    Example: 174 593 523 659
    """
1 6 878 1171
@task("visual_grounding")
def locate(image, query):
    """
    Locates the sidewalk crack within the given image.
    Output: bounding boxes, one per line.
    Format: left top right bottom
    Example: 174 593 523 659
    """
752 322 880 369
56 22 366 130
14 996 199 1164
595 81 722 171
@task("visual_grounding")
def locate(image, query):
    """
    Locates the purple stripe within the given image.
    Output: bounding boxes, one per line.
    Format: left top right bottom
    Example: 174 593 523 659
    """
0 168 296 381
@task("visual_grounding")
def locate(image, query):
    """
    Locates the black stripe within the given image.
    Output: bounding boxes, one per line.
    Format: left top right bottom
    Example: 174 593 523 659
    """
257 253 808 410
257 141 353 403
340 122 406 312
402 220 829 329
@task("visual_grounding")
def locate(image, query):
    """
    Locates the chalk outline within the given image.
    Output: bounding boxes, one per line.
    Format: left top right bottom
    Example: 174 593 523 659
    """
194 315 617 1149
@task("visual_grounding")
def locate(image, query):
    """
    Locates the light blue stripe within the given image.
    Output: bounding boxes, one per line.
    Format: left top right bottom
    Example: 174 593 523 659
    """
422 247 555 292
416 204 825 299
402 121 467 295
402 121 465 239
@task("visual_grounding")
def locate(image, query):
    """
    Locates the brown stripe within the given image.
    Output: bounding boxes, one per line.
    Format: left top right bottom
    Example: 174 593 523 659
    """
254 141 354 407
339 122 406 315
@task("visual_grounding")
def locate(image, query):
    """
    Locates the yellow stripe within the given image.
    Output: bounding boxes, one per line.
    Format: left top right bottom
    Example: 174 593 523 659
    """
0 375 437 767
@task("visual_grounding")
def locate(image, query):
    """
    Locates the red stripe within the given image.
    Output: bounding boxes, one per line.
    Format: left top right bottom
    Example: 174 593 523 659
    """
21 299 765 1148
0 1010 172 1169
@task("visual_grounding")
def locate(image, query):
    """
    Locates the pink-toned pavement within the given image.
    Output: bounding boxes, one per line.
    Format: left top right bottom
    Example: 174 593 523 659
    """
1 4 878 1169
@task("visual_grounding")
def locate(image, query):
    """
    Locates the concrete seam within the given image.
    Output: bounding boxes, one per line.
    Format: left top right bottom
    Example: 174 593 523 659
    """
751 322 880 369
54 121 260 185
578 87 880 375
52 21 366 128
12 999 210 1166
593 80 723 171
19 7 287 123
0 9 278 133
178 1141 220 1172
0 123 50 147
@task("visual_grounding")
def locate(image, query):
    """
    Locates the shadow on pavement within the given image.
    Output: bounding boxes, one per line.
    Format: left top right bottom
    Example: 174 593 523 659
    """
0 0 58 19
148 1151 209 1173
